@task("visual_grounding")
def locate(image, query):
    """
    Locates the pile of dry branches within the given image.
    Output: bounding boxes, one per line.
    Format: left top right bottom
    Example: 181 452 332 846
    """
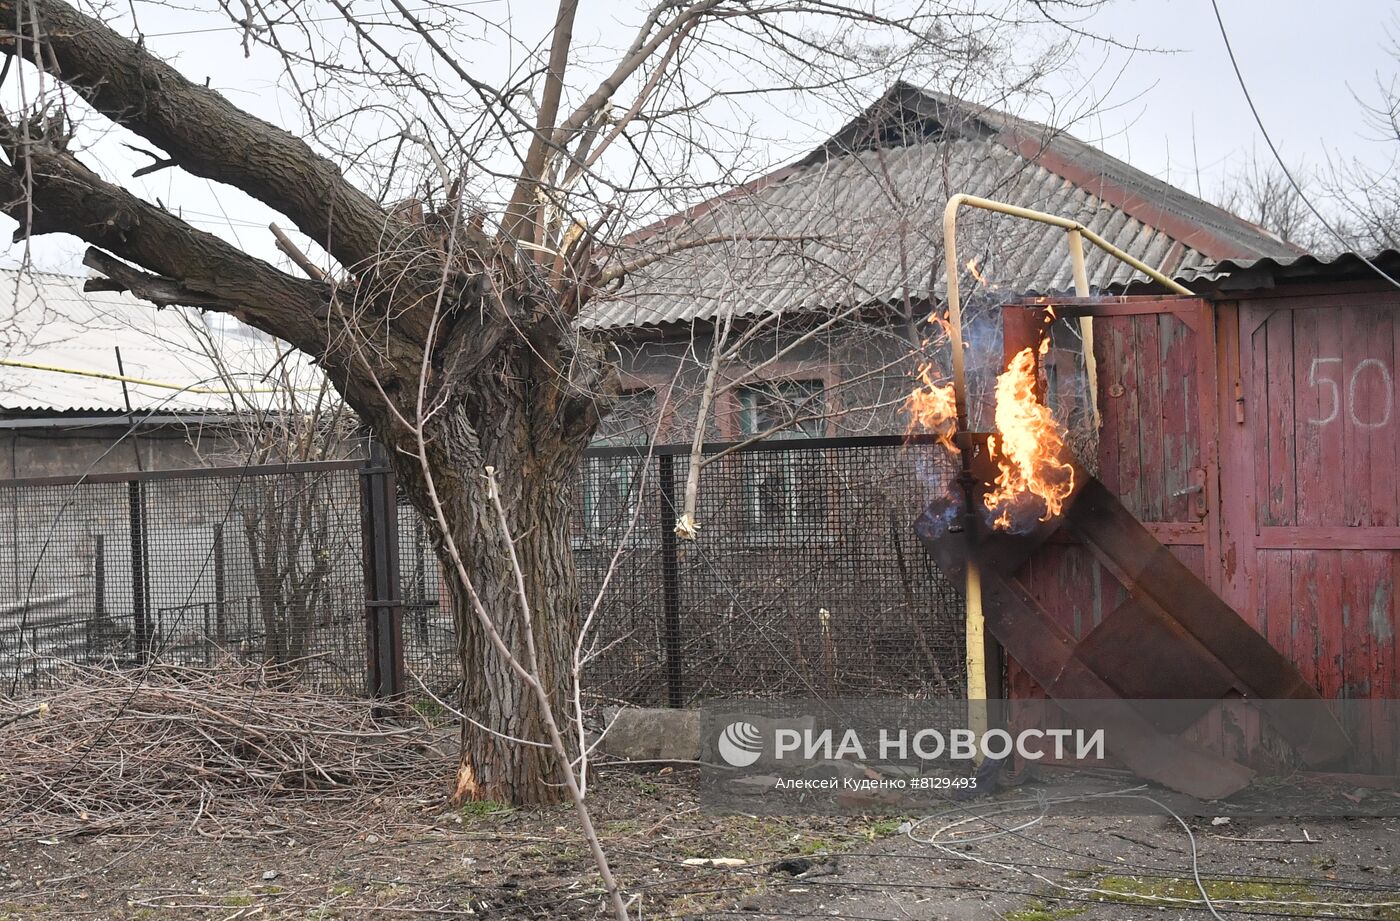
1 661 448 839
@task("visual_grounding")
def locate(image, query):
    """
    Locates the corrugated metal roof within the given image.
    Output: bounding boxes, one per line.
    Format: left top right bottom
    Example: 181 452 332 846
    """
583 84 1300 330
0 269 326 413
1186 248 1400 282
1117 248 1400 291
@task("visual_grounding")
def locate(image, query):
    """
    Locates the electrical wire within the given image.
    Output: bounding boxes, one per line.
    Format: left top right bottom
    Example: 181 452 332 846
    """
1209 0 1400 291
0 356 309 394
908 785 1400 920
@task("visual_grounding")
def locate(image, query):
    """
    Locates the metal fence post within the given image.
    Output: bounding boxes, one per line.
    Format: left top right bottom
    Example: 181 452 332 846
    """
657 453 684 708
360 442 405 703
89 533 105 656
128 480 152 661
213 523 227 646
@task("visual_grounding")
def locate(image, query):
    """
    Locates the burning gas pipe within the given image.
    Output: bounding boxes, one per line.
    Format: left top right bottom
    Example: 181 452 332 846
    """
935 195 1192 740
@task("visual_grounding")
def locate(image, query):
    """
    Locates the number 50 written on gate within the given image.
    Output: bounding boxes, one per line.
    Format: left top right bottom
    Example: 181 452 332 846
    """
1308 357 1394 428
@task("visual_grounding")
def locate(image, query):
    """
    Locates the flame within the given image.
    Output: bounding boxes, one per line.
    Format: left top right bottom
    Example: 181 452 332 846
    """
966 257 989 287
982 347 1076 529
925 309 954 338
905 364 959 451
906 300 1074 532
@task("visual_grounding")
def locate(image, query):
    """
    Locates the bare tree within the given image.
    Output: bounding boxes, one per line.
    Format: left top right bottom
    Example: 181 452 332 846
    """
1214 15 1400 261
1323 23 1400 254
179 314 361 668
1214 159 1334 254
0 0 1090 807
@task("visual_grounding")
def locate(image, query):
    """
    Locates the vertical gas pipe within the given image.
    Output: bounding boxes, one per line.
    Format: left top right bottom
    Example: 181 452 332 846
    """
940 196 1191 732
939 200 988 739
1066 229 1097 428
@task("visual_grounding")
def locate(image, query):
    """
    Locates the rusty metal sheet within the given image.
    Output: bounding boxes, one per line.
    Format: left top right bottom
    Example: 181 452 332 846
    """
917 491 1255 800
917 444 1351 797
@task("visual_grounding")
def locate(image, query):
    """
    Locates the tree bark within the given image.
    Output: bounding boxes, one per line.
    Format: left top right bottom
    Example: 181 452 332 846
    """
375 372 591 804
444 467 581 805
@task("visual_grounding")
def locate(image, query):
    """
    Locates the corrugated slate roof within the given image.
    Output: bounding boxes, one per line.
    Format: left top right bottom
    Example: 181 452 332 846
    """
584 83 1300 330
1114 248 1400 292
0 269 326 413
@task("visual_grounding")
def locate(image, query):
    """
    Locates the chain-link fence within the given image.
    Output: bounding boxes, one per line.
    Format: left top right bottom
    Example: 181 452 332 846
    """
0 461 370 692
0 437 964 702
575 437 965 705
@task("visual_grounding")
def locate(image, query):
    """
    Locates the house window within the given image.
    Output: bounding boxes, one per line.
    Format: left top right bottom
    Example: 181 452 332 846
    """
581 390 656 536
734 380 827 530
735 379 826 440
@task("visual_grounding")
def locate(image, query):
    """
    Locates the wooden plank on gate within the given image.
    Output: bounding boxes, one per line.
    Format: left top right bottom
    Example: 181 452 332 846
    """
1293 309 1327 528
1317 309 1347 527
1260 309 1297 528
1158 313 1192 523
1315 551 1346 700
1136 313 1165 522
1095 318 1122 495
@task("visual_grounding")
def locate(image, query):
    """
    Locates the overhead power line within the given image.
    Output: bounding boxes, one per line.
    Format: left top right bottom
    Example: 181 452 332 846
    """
1209 0 1400 292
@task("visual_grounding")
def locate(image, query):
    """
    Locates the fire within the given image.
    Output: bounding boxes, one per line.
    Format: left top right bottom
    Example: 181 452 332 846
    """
906 288 1073 531
905 364 959 451
982 347 1076 529
966 258 989 287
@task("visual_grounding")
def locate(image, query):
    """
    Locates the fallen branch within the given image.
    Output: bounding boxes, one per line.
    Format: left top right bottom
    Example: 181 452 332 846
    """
0 700 47 729
1 660 449 839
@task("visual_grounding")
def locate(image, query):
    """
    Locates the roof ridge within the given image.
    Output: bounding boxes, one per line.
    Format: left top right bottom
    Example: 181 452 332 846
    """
850 82 1299 260
619 82 1297 265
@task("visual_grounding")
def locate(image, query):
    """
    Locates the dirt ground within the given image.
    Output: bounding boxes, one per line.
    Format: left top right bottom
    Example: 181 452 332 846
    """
5 760 1400 921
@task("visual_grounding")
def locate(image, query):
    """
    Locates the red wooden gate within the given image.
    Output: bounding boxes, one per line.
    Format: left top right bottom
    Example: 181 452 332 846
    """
1224 294 1400 770
1005 296 1222 695
1002 292 1400 773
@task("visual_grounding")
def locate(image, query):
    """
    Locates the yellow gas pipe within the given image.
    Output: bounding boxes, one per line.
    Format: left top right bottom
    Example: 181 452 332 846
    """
940 195 1192 739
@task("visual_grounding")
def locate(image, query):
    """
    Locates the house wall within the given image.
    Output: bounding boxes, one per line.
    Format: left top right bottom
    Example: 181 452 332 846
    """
0 421 250 479
605 315 929 445
0 418 366 480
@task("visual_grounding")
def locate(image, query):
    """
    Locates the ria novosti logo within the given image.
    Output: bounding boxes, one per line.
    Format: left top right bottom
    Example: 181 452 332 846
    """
716 720 764 767
712 719 1107 767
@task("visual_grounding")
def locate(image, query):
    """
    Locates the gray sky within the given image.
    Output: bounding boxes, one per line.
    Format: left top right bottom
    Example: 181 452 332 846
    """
1050 0 1397 202
1 0 1395 275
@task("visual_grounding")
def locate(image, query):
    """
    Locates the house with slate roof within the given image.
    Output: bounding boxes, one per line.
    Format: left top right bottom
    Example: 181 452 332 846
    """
579 81 1302 446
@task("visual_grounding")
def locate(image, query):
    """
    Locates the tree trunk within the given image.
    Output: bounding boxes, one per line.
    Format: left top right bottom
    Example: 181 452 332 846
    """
384 384 591 806
446 480 580 805
0 0 618 810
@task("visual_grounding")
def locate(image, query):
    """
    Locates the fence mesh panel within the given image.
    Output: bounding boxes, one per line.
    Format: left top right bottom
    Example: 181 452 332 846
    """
1 438 965 702
0 465 367 693
575 440 965 704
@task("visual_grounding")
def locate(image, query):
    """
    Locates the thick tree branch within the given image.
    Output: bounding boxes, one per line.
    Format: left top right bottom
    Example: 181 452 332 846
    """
82 250 245 311
0 130 329 351
502 0 580 248
0 0 397 269
553 0 718 144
